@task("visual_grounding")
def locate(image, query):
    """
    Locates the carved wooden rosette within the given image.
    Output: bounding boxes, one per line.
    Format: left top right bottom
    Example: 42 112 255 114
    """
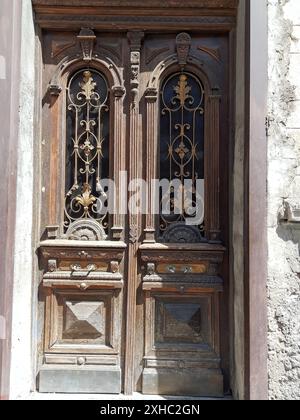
125 30 144 395
144 87 158 243
206 89 221 242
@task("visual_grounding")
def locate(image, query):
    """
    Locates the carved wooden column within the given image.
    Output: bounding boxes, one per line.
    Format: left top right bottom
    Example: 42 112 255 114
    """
206 88 221 242
48 91 61 226
111 85 126 240
144 87 158 243
124 30 144 395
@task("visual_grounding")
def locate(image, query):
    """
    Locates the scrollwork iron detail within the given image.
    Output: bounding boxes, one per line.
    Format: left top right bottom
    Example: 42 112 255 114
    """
159 72 205 241
64 69 109 234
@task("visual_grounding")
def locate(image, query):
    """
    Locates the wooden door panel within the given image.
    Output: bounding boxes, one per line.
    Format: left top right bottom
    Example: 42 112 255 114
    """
154 296 210 347
38 241 125 393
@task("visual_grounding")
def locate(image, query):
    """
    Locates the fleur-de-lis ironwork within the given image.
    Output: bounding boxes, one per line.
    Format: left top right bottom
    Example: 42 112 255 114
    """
79 71 97 100
173 74 192 106
75 183 96 217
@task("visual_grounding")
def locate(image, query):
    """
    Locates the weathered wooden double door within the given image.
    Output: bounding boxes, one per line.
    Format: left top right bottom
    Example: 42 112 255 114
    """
38 27 229 396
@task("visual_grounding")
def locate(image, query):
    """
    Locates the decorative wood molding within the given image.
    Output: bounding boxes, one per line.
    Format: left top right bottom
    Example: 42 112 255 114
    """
51 40 76 59
142 278 223 292
140 246 225 266
34 15 236 31
48 259 58 273
33 1 237 31
48 54 123 98
99 42 122 63
32 0 238 8
144 87 158 243
65 219 107 241
45 225 60 239
127 31 144 107
145 46 170 65
206 89 221 242
44 354 119 366
39 241 126 271
111 85 126 240
43 288 121 357
176 32 192 68
198 45 221 63
124 30 144 395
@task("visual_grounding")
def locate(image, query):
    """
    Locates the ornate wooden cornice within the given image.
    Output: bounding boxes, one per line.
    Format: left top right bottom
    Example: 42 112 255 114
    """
32 0 238 9
32 0 238 31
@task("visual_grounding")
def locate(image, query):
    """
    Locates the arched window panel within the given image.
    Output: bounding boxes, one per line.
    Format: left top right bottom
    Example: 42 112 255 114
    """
64 69 110 236
159 72 205 243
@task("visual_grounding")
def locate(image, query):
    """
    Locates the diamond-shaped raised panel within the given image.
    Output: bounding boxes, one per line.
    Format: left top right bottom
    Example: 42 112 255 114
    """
45 289 121 354
162 303 202 341
63 301 105 342
155 296 210 347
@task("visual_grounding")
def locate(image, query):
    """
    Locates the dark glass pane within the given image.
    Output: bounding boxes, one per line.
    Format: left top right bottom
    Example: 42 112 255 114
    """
64 69 109 232
159 72 205 243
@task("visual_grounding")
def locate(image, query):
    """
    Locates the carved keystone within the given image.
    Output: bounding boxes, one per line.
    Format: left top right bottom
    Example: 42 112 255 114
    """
176 32 192 67
77 28 96 61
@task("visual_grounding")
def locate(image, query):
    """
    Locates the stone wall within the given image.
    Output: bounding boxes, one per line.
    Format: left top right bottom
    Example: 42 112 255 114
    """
268 0 300 400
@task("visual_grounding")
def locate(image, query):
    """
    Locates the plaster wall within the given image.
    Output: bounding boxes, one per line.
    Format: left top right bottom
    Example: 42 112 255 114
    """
268 0 300 400
0 0 22 399
9 0 36 400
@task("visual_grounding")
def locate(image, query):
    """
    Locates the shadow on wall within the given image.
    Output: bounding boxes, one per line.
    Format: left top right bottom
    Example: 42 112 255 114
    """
277 201 300 258
276 225 300 257
276 222 300 286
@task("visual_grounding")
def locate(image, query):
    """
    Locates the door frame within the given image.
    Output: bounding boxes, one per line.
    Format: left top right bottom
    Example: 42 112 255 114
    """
0 0 269 400
243 0 268 400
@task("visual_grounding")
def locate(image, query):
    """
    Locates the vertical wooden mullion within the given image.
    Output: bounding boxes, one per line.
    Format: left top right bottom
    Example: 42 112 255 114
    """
207 91 221 242
49 95 60 226
124 31 144 395
112 86 126 240
144 88 158 243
